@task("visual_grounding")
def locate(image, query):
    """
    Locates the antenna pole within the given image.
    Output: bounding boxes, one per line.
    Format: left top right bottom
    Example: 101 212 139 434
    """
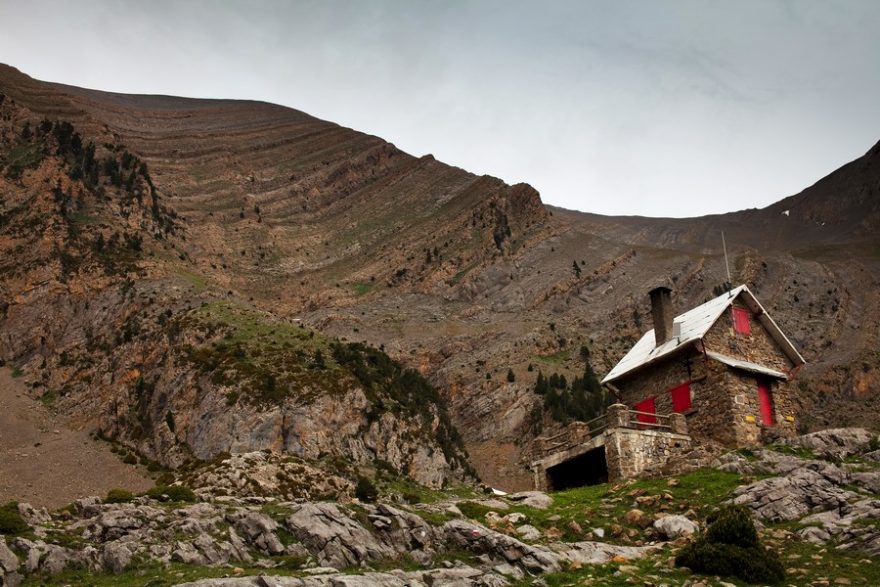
722 231 732 296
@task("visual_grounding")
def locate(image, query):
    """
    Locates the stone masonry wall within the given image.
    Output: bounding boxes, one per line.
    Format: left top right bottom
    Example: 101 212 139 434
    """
615 353 740 446
724 368 798 446
702 297 794 373
615 347 707 410
604 427 692 482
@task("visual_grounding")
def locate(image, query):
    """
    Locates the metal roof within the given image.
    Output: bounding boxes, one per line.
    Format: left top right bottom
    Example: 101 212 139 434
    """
601 285 805 385
705 351 789 380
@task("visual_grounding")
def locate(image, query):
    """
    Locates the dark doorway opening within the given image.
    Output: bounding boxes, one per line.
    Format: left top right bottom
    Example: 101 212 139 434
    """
545 446 607 490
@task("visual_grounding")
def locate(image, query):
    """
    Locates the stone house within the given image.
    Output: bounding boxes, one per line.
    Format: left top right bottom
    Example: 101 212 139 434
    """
601 285 806 447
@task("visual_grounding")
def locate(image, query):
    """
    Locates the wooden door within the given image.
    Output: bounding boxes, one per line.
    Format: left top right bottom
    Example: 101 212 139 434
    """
670 382 692 413
757 381 775 426
634 396 657 424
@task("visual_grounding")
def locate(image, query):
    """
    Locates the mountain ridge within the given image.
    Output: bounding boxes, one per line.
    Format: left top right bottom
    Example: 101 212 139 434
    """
1 63 878 491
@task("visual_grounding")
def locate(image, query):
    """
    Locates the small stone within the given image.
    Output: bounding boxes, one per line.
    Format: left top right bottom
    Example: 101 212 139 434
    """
623 508 652 528
515 524 542 541
507 491 553 510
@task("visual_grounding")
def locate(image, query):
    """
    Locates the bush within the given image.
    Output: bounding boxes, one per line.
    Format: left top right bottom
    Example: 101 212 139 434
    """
704 503 759 548
676 505 785 585
869 435 880 453
354 476 378 502
104 489 134 504
0 502 28 535
145 485 196 503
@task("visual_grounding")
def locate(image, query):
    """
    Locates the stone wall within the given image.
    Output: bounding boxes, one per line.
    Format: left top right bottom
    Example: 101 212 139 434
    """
604 427 692 482
615 347 708 411
724 368 798 445
615 353 739 446
530 433 606 491
702 298 794 373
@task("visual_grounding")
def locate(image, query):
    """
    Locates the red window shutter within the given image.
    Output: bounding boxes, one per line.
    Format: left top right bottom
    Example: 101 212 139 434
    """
670 382 692 413
732 307 751 335
633 397 657 424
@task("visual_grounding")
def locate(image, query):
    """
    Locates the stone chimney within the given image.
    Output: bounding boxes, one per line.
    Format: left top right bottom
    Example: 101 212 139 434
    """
649 286 674 346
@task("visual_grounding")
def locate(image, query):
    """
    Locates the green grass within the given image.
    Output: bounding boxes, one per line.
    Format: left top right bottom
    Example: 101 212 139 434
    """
10 366 23 378
69 211 100 225
535 349 571 365
38 388 59 408
511 547 697 586
10 456 880 587
176 301 344 404
457 500 498 521
380 477 480 505
3 142 45 179
0 501 28 535
351 281 375 296
504 469 744 543
20 560 306 587
175 268 209 291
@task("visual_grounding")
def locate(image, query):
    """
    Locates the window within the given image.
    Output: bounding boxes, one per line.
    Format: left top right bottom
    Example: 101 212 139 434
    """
633 396 657 424
732 306 751 335
670 382 692 413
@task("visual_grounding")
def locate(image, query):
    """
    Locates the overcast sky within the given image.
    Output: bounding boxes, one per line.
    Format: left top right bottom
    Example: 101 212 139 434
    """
1 1 879 217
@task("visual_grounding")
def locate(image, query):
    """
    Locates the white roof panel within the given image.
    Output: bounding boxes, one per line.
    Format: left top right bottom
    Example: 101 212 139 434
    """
706 351 788 379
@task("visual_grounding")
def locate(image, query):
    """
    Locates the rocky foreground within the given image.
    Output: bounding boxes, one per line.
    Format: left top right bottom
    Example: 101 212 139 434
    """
2 428 880 586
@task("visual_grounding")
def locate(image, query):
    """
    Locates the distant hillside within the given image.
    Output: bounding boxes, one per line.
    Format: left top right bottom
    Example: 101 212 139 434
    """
1 63 877 491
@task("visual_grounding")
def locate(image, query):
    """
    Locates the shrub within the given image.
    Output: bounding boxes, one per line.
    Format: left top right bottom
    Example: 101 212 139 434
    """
146 485 196 503
354 476 378 502
704 504 759 548
122 453 137 465
676 505 785 585
869 435 880 453
506 369 516 383
0 502 28 535
104 489 134 504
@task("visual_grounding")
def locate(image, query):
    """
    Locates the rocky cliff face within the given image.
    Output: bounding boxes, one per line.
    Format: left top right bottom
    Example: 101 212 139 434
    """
0 89 470 489
1 63 878 491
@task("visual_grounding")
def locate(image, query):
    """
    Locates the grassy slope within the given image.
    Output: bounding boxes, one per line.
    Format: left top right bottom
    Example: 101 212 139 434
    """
12 457 880 587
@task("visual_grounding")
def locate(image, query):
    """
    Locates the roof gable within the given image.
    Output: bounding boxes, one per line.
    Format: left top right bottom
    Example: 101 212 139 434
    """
601 285 805 385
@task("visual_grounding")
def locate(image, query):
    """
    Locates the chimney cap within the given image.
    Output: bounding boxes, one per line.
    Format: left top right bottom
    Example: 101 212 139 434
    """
649 285 672 296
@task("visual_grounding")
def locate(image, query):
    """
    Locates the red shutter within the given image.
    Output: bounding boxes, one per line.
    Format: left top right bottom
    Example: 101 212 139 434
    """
670 382 692 413
757 380 775 426
732 307 751 335
633 397 657 424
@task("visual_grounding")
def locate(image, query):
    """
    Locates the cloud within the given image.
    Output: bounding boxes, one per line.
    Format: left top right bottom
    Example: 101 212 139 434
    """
1 0 878 217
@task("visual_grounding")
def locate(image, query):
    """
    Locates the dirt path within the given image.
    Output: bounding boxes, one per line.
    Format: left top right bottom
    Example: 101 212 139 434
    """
0 368 153 509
